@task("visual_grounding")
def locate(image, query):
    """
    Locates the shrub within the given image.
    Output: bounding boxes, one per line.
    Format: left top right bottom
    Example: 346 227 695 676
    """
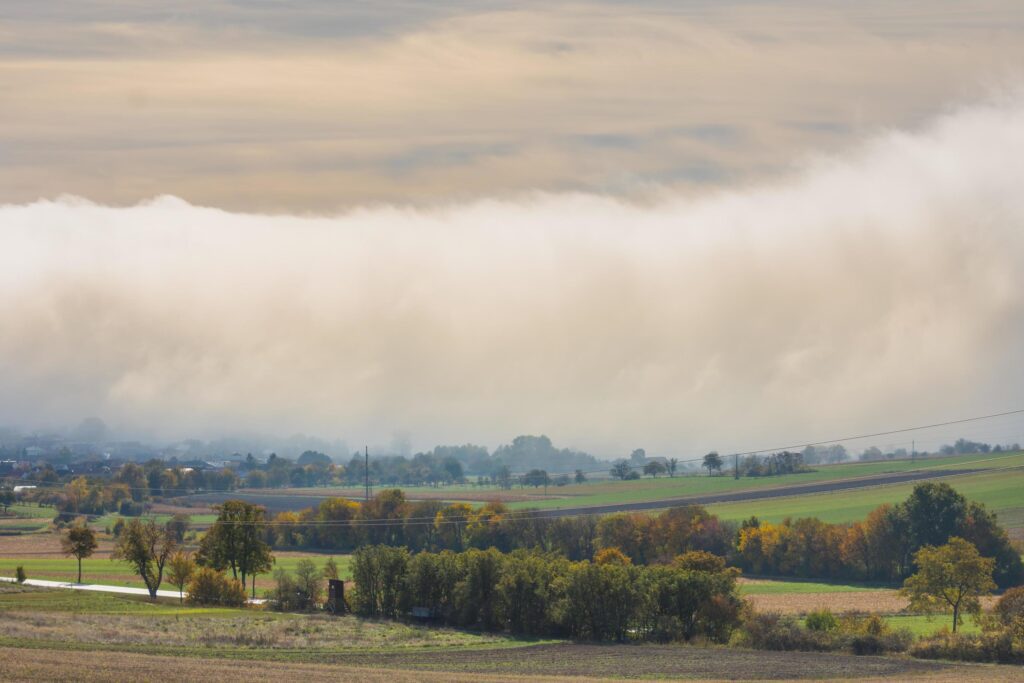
735 612 833 651
910 630 1023 664
805 609 839 632
269 562 323 612
186 567 246 607
15 565 26 583
842 613 912 655
995 586 1024 626
737 611 910 655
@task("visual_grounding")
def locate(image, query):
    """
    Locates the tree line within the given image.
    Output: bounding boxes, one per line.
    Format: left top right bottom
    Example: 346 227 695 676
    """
349 544 742 642
269 483 1022 589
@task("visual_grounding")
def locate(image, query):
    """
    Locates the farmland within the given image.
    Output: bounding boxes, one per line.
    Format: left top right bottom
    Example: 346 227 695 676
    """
180 452 1024 513
0 530 350 592
707 466 1024 532
0 584 1006 682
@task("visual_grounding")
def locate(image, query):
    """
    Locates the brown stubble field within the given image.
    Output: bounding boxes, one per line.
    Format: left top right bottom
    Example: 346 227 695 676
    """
744 591 999 615
0 642 1017 682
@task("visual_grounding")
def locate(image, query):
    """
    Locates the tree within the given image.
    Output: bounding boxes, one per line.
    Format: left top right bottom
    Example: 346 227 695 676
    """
117 462 148 502
901 537 996 633
61 519 98 583
294 558 324 609
609 460 632 480
574 469 587 484
0 487 13 513
166 513 191 543
902 483 967 549
350 545 410 618
643 461 666 478
111 518 177 599
197 500 274 598
667 458 678 478
522 469 550 489
297 450 331 466
187 567 246 607
166 550 196 603
323 556 340 580
702 452 723 476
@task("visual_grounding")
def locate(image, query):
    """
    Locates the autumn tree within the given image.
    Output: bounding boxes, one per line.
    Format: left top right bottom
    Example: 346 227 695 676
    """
166 550 196 603
112 518 177 599
901 537 996 633
434 503 473 551
197 500 273 598
61 518 98 583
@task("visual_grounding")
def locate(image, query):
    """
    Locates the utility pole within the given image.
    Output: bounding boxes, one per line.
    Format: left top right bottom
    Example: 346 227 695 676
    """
912 440 915 462
734 454 739 480
364 445 370 501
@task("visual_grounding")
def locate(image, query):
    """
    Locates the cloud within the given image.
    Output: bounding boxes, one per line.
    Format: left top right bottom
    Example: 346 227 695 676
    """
3 95 1024 455
2 2 1023 210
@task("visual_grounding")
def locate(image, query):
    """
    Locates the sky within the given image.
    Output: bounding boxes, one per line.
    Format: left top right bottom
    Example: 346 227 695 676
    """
3 1 1024 457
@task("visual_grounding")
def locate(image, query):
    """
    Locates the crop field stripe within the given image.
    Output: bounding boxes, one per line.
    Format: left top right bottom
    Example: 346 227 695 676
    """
527 467 986 517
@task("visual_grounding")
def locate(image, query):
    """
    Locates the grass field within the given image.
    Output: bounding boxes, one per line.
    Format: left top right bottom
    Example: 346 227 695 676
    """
4 503 55 519
510 452 1024 510
92 512 219 529
883 614 981 637
707 466 1024 529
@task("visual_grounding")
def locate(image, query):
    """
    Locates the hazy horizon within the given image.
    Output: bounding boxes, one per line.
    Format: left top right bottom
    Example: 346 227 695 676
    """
4 2 1024 458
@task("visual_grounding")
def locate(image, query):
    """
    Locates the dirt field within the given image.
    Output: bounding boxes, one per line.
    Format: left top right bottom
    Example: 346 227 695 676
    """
0 647 554 683
0 531 115 559
745 591 999 615
0 642 1013 682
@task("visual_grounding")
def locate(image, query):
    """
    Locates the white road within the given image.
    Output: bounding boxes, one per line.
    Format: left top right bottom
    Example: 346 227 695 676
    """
0 575 182 599
0 575 266 604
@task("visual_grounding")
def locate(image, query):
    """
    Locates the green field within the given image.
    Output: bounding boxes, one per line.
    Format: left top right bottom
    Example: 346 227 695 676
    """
882 614 981 637
4 503 55 519
497 451 1024 510
92 512 219 529
707 467 1024 527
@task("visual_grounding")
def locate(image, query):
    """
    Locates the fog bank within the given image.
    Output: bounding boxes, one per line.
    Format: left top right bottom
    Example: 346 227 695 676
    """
3 96 1024 456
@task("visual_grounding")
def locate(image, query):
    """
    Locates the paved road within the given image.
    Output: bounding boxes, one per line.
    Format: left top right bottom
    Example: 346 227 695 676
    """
179 467 981 517
0 575 181 599
0 576 267 604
